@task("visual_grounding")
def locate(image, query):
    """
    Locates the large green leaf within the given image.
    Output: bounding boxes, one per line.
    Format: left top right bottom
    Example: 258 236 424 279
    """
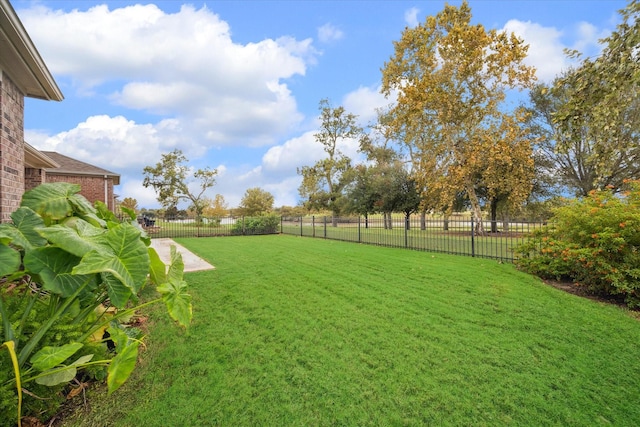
37 223 103 258
35 366 77 386
148 247 166 286
77 210 107 229
101 272 132 308
167 246 184 284
0 208 47 252
156 246 191 329
73 223 149 296
71 354 94 366
10 207 47 249
106 326 129 350
119 206 137 221
0 245 20 277
107 340 139 394
24 247 90 297
158 279 192 329
35 354 94 387
21 183 82 222
95 201 120 222
30 342 83 372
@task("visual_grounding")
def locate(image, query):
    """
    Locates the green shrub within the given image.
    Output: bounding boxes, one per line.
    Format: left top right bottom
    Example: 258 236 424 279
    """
0 183 192 426
516 182 640 306
231 215 280 235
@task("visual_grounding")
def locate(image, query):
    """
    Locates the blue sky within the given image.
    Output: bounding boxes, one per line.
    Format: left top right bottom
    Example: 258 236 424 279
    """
13 0 628 209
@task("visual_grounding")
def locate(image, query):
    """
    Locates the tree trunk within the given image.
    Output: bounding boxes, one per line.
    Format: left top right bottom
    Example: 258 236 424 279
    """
443 214 449 231
490 198 498 233
364 213 369 229
465 183 484 235
405 212 411 230
420 210 426 231
332 213 338 227
502 207 510 233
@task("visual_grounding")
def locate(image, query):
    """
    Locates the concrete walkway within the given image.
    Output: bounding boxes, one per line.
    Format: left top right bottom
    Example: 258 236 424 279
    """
149 238 215 272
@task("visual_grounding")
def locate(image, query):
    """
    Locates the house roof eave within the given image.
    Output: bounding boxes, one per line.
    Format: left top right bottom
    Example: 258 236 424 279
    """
0 0 63 101
24 142 59 169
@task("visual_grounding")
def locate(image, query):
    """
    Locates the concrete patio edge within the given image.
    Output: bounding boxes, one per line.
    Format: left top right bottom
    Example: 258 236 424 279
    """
149 238 215 272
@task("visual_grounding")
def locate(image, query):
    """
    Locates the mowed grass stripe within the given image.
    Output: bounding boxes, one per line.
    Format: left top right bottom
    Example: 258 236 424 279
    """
64 235 640 427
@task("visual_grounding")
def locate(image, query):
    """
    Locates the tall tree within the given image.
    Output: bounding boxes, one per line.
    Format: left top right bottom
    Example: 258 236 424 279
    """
298 99 364 225
119 197 139 212
240 187 274 216
377 165 421 230
202 194 228 218
142 149 217 222
475 110 536 231
343 164 379 227
525 81 600 197
380 0 535 233
550 0 640 195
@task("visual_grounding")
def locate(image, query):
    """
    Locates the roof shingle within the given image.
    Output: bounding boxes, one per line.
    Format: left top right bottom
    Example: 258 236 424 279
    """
42 151 120 185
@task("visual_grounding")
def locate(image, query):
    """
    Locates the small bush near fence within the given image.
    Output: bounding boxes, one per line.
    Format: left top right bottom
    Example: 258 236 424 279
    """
231 215 280 235
515 183 640 307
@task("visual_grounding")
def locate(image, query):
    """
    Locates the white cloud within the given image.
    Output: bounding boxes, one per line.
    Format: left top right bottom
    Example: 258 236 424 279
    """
27 115 206 176
19 3 313 147
572 21 609 55
503 20 571 81
119 179 159 208
317 23 344 43
343 85 391 126
503 19 613 82
264 176 303 207
404 7 420 28
262 131 322 175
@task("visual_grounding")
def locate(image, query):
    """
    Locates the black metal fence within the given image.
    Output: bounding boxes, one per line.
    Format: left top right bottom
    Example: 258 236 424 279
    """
281 215 544 263
135 215 280 238
134 213 542 263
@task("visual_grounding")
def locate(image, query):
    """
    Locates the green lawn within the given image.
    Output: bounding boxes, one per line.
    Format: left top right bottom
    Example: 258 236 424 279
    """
62 235 640 426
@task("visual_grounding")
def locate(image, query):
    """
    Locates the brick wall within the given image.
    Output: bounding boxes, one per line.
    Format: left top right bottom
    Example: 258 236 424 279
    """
0 71 25 222
46 174 116 211
25 167 45 191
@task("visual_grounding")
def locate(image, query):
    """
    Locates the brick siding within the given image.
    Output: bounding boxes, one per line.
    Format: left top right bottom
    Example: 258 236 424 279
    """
25 167 45 191
46 174 116 211
0 71 25 222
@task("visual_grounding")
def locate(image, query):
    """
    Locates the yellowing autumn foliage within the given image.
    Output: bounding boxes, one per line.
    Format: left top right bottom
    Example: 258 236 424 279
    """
380 0 536 233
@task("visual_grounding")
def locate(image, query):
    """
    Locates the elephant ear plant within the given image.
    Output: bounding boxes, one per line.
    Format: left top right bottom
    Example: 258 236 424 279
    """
0 183 192 427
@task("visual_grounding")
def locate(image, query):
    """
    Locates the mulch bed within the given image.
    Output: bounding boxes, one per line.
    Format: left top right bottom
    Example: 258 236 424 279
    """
542 278 636 312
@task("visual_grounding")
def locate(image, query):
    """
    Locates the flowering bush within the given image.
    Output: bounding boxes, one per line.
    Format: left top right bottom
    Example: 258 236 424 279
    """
516 182 640 307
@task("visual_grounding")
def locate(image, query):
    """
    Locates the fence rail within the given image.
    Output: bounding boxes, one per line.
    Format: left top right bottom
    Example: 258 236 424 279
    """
281 215 544 262
134 215 279 238
134 214 543 263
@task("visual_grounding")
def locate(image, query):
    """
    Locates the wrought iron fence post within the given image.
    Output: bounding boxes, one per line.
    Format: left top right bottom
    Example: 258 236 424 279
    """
324 216 327 238
405 215 409 248
358 215 361 243
471 217 475 257
312 216 315 238
300 216 303 236
242 216 246 235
